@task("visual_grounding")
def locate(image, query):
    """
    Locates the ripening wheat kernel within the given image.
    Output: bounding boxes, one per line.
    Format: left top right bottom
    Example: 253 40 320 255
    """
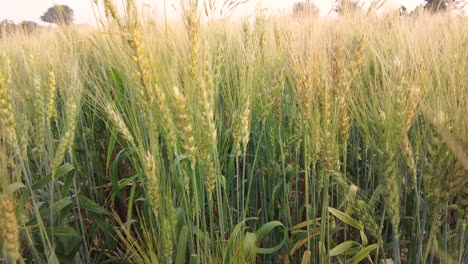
255 15 266 53
383 149 401 236
350 37 365 79
196 43 217 150
402 85 421 185
203 42 216 111
173 86 197 172
424 131 452 219
46 71 58 124
213 43 225 89
186 7 201 82
162 217 174 262
130 26 154 106
18 114 31 158
186 12 218 199
393 64 407 124
0 195 21 261
340 38 365 143
0 72 18 148
294 65 313 126
355 199 383 243
2 53 12 86
232 118 242 157
155 87 178 156
204 158 217 197
105 104 135 147
33 74 46 149
242 22 252 49
321 84 339 173
444 162 467 203
145 151 160 214
103 0 122 27
330 43 351 144
197 49 218 196
51 102 78 176
240 97 251 155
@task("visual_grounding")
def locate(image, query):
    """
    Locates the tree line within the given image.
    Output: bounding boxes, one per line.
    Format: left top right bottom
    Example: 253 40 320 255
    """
293 0 466 16
0 5 73 37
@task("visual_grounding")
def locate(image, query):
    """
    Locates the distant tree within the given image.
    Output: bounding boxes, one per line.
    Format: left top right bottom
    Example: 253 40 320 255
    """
424 0 448 12
399 5 408 16
410 4 426 16
423 0 466 13
293 1 320 17
333 0 362 15
40 5 74 25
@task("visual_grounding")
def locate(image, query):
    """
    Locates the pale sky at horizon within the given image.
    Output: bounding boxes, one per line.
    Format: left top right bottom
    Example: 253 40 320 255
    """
0 0 432 25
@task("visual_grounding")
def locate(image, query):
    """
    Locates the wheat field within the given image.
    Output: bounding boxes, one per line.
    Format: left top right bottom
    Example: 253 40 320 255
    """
0 1 467 263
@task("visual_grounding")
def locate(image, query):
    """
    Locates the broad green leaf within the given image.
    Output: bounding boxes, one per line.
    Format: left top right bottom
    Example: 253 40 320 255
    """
106 128 117 170
111 67 126 104
32 163 74 190
224 218 258 263
47 226 80 237
328 207 363 231
349 244 378 264
343 247 362 256
27 197 73 226
226 156 235 188
78 194 110 215
93 214 114 236
190 254 199 264
41 197 72 218
329 241 360 256
255 221 288 254
111 149 134 200
47 252 60 264
243 232 257 255
7 182 26 194
360 230 368 246
126 182 137 220
61 167 76 197
119 175 137 189
176 226 189 264
272 166 297 203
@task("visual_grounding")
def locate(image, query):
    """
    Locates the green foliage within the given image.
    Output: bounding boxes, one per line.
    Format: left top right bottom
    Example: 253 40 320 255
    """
0 1 467 263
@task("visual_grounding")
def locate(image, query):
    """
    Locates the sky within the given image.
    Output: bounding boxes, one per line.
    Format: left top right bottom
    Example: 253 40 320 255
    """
0 0 430 25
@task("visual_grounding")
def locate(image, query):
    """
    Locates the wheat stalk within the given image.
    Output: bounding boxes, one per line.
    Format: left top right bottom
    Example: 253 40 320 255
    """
0 72 18 148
